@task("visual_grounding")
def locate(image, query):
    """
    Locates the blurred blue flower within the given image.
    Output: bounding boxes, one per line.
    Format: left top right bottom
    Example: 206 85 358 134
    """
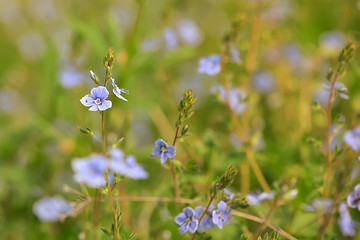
163 28 178 50
214 85 247 115
212 201 231 229
302 198 333 214
174 207 199 234
109 148 148 179
177 19 201 46
230 47 241 64
197 54 221 76
58 66 83 88
152 139 176 164
195 205 215 232
111 78 129 102
247 190 275 206
33 197 72 222
344 127 360 152
223 188 235 200
80 86 112 111
338 201 357 236
72 154 108 188
320 31 345 56
323 82 348 100
347 184 360 211
251 70 276 93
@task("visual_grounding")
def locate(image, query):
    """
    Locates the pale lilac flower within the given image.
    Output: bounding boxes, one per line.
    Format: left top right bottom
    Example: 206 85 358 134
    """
247 190 275 206
174 207 199 234
347 184 360 210
223 189 235 200
195 205 216 232
33 197 72 222
109 148 148 179
344 127 360 152
72 154 108 188
230 47 241 64
214 85 247 115
111 78 129 101
177 19 201 46
80 86 112 111
323 82 348 100
212 201 231 229
320 31 345 55
251 70 275 93
152 139 176 164
140 38 160 52
197 54 221 76
302 198 333 214
338 201 357 236
163 28 178 50
58 66 83 88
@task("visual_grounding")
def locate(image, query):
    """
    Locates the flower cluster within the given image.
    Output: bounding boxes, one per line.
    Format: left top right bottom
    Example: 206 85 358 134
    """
174 201 231 235
72 148 148 188
151 139 176 164
80 74 128 111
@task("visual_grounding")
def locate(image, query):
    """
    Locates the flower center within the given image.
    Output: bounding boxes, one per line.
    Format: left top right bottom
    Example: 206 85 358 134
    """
186 218 191 224
218 212 223 218
161 147 167 152
208 61 214 67
95 98 101 104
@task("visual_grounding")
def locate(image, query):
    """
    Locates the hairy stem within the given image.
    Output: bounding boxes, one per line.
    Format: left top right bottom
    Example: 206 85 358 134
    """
191 194 214 240
101 111 120 240
251 200 280 240
171 126 181 208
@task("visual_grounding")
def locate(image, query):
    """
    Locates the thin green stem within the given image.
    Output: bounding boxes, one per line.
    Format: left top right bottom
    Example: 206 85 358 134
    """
191 194 214 240
251 199 280 240
171 126 181 208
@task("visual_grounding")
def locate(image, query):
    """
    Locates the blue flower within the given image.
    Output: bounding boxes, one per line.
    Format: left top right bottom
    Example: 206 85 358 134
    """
247 190 275 206
111 78 129 102
174 207 199 234
212 201 231 229
163 28 178 50
320 31 345 56
177 19 201 46
223 188 235 200
58 66 83 88
109 148 148 179
344 127 360 152
195 205 216 232
323 82 349 100
152 139 176 164
80 86 112 111
302 198 333 214
72 154 108 188
251 70 276 94
214 85 247 115
338 201 357 236
197 54 221 76
33 197 72 222
347 184 360 211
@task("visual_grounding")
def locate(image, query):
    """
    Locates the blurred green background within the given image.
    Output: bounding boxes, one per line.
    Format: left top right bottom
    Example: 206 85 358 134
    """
1 0 360 239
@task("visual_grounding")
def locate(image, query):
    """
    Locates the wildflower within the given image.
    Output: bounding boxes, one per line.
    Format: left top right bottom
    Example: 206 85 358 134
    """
302 198 333 214
212 201 231 229
323 82 348 100
338 201 357 236
251 70 275 93
229 47 241 64
177 19 201 46
33 197 72 222
347 184 360 210
247 190 275 206
109 148 148 179
195 205 216 232
320 31 345 56
344 127 360 152
72 154 108 188
58 66 83 88
80 86 112 111
174 207 199 234
111 78 129 101
152 139 176 164
223 188 235 200
213 85 247 115
197 54 221 76
163 28 178 50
